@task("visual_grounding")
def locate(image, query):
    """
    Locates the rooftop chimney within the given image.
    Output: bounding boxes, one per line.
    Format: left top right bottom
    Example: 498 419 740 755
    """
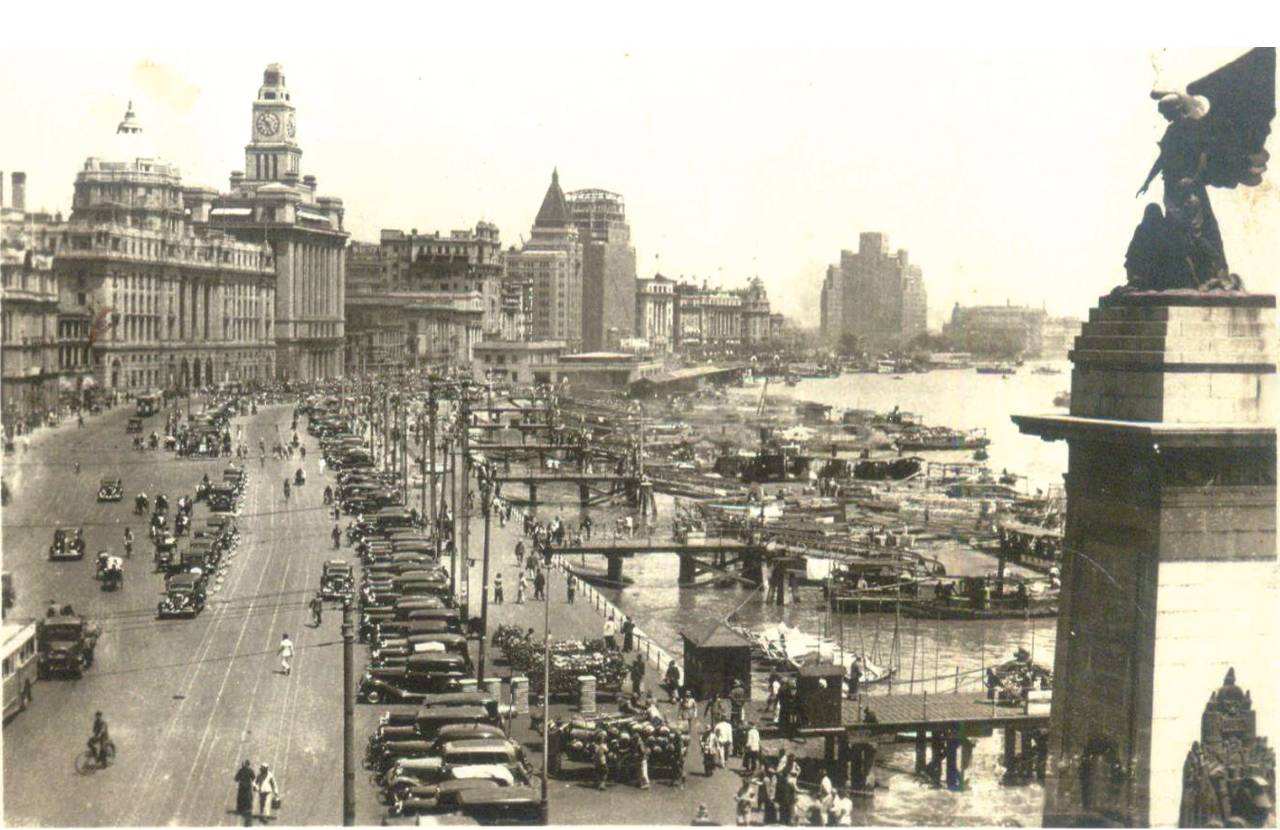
11 172 26 211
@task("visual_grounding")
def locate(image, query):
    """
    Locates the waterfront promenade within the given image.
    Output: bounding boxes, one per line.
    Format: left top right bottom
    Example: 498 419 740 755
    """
455 511 753 826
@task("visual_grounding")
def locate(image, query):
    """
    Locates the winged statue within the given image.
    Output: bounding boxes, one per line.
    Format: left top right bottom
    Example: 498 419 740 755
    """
1125 47 1275 291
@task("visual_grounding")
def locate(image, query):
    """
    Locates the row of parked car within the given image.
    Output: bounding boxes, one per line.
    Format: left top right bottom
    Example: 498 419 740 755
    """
317 407 541 823
156 467 246 619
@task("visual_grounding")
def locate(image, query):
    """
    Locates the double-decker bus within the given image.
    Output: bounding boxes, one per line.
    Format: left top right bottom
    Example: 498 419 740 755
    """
2 621 38 721
136 392 163 418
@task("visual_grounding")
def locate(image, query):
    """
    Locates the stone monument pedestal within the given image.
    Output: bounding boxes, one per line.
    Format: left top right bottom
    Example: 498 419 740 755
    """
1014 292 1276 827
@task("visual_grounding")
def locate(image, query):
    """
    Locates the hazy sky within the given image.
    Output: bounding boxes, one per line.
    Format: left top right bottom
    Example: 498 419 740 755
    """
3 47 1276 327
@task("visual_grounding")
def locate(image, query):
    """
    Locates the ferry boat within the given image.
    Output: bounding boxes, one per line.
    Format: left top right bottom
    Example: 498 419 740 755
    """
975 362 1017 375
899 575 1059 620
895 426 990 451
1031 365 1061 375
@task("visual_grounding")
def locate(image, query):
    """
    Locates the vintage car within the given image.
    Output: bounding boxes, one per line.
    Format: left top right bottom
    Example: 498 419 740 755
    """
97 477 124 502
385 739 531 794
154 534 179 571
126 417 144 434
319 560 354 601
36 614 101 678
455 784 541 824
157 573 207 618
358 656 469 703
208 485 238 512
49 527 86 561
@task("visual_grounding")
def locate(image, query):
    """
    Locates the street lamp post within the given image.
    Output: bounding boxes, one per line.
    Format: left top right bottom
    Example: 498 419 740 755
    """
341 599 355 825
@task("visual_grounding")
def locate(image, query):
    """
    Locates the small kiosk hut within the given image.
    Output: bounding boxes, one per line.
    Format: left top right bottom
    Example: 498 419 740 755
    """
681 621 752 701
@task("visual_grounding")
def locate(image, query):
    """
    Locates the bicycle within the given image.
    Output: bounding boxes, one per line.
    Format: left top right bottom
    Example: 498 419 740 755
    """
76 739 117 774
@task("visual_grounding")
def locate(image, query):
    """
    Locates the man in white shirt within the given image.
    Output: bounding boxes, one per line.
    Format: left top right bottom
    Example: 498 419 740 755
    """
743 722 761 772
279 633 294 676
713 718 733 768
602 615 618 650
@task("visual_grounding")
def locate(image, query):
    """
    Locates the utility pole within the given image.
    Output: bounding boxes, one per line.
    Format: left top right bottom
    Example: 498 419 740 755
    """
341 600 355 825
446 432 456 596
459 387 472 619
540 555 551 826
477 465 492 682
400 400 408 506
427 383 437 531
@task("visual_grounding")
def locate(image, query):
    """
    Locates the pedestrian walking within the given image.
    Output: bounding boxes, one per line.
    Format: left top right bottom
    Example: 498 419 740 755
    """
516 573 526 604
234 760 256 825
593 734 610 791
629 653 646 695
602 614 618 650
566 573 576 604
309 595 323 628
714 718 733 768
743 722 761 773
253 763 279 822
331 524 341 549
493 573 504 604
622 617 635 652
680 690 698 734
278 634 294 676
533 568 545 600
515 540 525 568
635 732 651 790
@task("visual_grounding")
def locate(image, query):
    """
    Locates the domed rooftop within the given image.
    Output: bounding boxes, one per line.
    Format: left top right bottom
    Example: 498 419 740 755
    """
105 100 160 163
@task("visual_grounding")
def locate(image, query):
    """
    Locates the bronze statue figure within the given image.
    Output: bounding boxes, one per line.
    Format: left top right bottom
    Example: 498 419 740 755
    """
1126 47 1275 291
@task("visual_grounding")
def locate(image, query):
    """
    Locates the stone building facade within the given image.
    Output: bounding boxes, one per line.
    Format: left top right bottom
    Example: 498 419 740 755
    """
566 188 636 351
671 276 775 351
1 198 63 426
54 104 276 393
506 170 583 347
944 302 1048 358
820 232 927 348
635 273 675 353
201 64 347 382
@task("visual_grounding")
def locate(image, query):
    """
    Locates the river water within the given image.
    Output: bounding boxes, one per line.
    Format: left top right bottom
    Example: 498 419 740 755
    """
549 367 1072 825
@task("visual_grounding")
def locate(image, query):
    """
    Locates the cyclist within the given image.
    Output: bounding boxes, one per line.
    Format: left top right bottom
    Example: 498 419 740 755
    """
88 711 110 766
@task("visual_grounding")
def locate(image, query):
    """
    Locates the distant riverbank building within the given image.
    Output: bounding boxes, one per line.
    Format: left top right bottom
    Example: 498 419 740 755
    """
820 232 927 349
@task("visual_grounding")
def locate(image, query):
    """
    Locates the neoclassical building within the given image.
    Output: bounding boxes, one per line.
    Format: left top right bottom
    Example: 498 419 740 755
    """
54 103 277 392
198 64 348 381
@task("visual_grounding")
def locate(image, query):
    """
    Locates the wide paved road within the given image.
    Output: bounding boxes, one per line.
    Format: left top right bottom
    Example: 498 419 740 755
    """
2 401 351 826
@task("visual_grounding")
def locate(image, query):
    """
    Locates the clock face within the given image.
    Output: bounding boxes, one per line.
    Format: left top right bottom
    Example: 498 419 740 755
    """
256 112 280 138
286 114 296 139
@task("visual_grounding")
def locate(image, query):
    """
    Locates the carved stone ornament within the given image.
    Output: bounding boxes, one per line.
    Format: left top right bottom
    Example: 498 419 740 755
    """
1179 668 1276 828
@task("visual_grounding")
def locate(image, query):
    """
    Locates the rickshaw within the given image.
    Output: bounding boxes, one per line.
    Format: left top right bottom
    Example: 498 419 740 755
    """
100 557 124 592
50 527 86 561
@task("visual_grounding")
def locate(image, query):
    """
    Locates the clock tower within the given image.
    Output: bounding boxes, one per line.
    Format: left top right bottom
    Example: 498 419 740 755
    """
245 63 301 183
